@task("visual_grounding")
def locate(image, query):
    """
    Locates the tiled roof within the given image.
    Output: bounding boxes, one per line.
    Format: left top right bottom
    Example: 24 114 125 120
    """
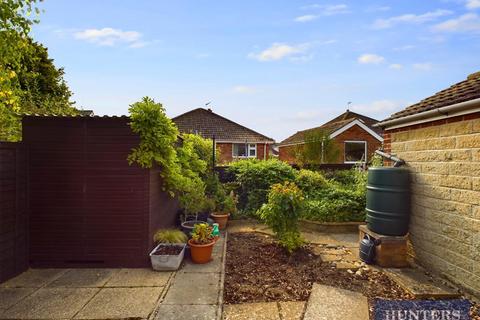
279 110 381 146
172 108 274 142
383 71 480 122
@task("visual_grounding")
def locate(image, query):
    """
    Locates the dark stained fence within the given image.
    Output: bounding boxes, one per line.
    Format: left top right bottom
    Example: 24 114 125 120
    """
0 142 28 283
23 116 178 268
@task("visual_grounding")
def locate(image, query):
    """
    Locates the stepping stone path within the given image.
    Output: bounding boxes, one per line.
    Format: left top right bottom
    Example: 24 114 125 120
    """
384 268 461 299
223 301 305 320
303 284 369 320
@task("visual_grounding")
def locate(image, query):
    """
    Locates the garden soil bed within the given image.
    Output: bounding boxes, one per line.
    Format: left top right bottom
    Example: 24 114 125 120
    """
224 232 479 319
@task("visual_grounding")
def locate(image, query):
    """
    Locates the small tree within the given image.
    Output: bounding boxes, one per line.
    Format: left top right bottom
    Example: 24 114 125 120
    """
293 130 340 167
258 181 304 253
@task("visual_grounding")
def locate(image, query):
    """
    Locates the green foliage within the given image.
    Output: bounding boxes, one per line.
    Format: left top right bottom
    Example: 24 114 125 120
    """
300 169 367 222
294 169 328 196
128 97 215 215
153 229 188 244
258 181 305 253
1 3 77 141
293 130 340 166
228 158 297 214
369 153 384 167
190 223 214 245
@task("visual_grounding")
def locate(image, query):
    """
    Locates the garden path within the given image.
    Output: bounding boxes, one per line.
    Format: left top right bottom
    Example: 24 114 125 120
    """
152 233 227 320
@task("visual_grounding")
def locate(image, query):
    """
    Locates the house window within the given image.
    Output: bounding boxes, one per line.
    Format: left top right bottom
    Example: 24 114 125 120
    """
233 143 257 158
344 141 367 163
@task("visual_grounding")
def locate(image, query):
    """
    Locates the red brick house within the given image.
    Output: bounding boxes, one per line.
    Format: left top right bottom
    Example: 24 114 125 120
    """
278 110 383 165
172 108 275 164
376 71 480 297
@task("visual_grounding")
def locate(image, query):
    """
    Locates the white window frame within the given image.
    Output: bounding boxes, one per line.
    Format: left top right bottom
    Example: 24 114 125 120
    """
344 140 367 164
232 143 257 158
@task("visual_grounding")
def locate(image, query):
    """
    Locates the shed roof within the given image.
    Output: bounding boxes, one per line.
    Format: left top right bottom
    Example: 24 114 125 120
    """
172 108 274 142
279 110 381 146
381 71 480 122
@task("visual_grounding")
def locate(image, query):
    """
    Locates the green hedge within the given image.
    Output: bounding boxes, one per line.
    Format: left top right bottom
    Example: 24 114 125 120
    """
227 159 366 222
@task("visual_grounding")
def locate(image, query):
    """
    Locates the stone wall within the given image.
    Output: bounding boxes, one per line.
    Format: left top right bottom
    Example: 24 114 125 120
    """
383 112 480 298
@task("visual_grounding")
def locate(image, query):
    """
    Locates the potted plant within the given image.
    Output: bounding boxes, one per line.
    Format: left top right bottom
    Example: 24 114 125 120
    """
211 191 237 230
149 229 188 271
188 223 215 264
180 186 212 235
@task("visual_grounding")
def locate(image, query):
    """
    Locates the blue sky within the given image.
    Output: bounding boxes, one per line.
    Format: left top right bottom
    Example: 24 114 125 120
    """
32 0 480 141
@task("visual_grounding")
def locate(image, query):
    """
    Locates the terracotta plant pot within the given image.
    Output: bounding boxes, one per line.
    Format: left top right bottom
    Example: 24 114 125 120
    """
188 239 215 264
210 212 230 230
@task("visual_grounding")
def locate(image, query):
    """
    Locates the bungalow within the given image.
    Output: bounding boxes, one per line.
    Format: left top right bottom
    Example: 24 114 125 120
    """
278 110 383 165
376 71 480 298
172 108 275 164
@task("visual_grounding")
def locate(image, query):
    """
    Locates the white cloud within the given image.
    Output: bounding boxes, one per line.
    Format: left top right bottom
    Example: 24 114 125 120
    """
372 9 453 29
295 14 318 22
248 43 310 62
413 63 433 71
389 64 403 69
393 45 416 51
357 53 385 64
74 27 147 47
432 13 480 33
366 6 391 12
232 86 257 94
352 100 402 114
299 3 350 15
466 0 480 9
322 4 350 15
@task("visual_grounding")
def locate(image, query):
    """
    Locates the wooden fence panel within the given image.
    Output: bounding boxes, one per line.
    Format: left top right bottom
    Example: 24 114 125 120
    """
0 142 28 283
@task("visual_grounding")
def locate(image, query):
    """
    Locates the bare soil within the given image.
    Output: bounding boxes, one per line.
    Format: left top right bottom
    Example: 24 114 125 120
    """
152 245 183 255
224 232 480 319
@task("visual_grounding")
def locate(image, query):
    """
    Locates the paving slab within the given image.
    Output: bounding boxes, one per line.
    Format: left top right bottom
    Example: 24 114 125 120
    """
1 268 67 288
223 302 280 320
302 232 358 248
163 272 220 305
105 268 171 287
2 287 98 319
181 257 222 273
47 268 117 288
154 304 217 320
384 268 461 299
75 287 162 319
279 301 305 320
0 287 37 309
303 284 369 320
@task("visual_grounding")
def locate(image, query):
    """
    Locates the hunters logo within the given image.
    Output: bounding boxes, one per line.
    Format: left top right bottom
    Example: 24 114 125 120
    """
374 299 471 320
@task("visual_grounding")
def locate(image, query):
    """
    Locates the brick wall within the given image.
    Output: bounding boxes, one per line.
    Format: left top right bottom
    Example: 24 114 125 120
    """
216 142 270 164
279 124 382 164
383 112 480 298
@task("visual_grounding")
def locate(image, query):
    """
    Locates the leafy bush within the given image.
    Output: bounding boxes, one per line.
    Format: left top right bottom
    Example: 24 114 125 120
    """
128 98 217 216
228 159 297 214
300 168 367 222
258 181 304 253
294 169 328 197
153 229 188 244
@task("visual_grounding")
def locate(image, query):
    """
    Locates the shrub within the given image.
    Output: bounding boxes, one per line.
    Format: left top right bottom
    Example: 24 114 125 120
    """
258 181 304 253
294 169 328 197
228 159 297 214
153 229 188 244
300 168 367 222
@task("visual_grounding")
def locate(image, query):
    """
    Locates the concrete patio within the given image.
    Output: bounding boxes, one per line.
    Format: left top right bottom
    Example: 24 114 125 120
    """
0 235 226 320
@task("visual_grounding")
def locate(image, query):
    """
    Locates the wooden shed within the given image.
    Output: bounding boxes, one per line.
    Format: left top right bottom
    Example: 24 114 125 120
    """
22 115 179 268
